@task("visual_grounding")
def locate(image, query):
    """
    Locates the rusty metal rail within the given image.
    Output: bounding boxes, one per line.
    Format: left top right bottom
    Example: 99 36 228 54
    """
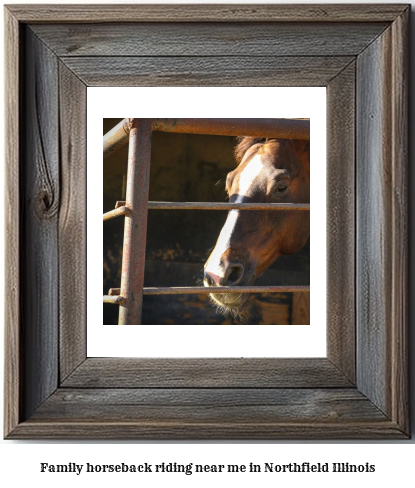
103 295 126 305
153 118 310 140
103 205 129 221
104 118 310 324
103 119 132 159
104 118 310 159
115 201 310 211
108 286 310 298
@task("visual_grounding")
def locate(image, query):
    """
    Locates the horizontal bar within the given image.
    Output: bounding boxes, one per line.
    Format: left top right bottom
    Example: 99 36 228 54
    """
109 286 309 296
103 295 126 305
115 201 310 211
108 288 121 296
104 118 310 158
103 119 131 159
103 206 129 221
153 118 310 140
146 286 310 295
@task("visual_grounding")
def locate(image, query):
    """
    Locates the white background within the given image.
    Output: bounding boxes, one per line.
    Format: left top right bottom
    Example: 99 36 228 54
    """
89 87 326 357
1 0 414 486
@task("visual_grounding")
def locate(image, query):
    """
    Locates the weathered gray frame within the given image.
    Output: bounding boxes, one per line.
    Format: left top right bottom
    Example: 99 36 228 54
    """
4 4 409 439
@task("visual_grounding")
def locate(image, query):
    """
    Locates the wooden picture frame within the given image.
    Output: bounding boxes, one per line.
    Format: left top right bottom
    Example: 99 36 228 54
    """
4 4 409 439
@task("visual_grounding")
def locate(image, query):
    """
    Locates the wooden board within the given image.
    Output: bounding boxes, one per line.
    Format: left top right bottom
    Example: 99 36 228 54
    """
63 56 354 87
58 62 87 381
31 23 388 57
32 388 386 423
292 292 310 326
62 358 351 389
356 10 409 430
4 6 20 438
326 62 356 382
22 29 60 419
9 4 407 23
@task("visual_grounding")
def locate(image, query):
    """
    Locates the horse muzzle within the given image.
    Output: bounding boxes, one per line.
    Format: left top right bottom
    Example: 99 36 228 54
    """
204 258 254 309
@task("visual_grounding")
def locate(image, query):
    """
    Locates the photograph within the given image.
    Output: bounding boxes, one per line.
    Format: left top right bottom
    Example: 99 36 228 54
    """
103 118 310 326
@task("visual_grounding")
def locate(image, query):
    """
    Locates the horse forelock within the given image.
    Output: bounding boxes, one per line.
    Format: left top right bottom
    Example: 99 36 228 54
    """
235 136 310 166
234 137 267 165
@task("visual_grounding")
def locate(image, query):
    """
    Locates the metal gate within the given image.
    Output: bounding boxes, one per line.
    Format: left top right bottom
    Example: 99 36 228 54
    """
103 118 310 325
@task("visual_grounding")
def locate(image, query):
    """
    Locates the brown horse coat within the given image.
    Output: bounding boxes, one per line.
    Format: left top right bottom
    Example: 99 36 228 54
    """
204 136 310 310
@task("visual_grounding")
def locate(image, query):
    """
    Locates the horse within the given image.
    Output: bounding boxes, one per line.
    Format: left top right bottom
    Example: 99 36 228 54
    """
203 136 310 315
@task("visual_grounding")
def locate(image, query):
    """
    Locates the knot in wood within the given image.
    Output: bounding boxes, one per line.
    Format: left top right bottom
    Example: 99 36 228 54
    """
36 188 59 219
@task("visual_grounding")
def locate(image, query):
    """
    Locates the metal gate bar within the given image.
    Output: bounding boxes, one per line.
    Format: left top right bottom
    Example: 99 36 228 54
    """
118 119 152 325
103 118 310 325
103 295 126 305
105 285 310 298
114 200 310 211
104 118 310 159
153 118 310 139
103 205 129 221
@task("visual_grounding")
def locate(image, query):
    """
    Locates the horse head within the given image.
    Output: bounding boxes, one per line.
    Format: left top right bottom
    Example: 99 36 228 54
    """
203 136 310 311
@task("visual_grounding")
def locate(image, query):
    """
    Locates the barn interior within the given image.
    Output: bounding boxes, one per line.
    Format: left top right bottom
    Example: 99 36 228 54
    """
103 118 310 325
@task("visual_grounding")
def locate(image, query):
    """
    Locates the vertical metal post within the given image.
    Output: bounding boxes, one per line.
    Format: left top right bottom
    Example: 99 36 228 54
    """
118 119 152 325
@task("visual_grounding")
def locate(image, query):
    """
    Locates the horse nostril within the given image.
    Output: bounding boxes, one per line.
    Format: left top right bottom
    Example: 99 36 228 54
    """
222 263 244 286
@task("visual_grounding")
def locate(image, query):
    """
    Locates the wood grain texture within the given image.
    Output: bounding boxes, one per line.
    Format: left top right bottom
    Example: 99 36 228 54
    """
356 16 408 433
4 6 21 438
32 388 386 422
62 358 352 388
22 29 60 419
7 4 409 23
61 56 354 87
326 62 356 383
389 9 409 433
357 29 391 417
7 420 406 440
58 62 87 381
31 23 388 57
291 292 310 325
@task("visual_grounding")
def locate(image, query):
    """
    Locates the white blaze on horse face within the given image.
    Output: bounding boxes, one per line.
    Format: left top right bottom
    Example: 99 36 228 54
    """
234 153 264 203
204 154 264 285
205 210 239 285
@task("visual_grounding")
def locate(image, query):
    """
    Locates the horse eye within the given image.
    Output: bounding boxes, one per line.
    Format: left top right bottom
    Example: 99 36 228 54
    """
273 183 288 193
